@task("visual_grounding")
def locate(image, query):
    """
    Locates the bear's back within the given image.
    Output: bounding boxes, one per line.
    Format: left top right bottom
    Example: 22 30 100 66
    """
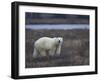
34 37 54 48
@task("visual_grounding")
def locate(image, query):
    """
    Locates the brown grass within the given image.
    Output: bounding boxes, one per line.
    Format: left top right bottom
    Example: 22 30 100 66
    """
25 29 89 68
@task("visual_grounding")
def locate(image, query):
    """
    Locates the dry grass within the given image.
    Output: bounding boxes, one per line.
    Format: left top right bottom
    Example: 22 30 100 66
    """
25 29 89 68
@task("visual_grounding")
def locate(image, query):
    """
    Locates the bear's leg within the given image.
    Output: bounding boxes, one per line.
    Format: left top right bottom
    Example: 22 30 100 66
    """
49 49 55 56
56 45 61 55
40 50 47 57
33 47 38 58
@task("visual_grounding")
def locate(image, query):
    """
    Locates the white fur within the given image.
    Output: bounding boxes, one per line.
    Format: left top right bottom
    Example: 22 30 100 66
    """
33 37 63 57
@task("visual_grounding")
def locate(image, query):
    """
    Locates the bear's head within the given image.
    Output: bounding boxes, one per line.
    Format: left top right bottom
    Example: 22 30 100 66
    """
53 37 63 46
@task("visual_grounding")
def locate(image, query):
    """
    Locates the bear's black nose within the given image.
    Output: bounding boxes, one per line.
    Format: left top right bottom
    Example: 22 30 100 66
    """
58 40 60 43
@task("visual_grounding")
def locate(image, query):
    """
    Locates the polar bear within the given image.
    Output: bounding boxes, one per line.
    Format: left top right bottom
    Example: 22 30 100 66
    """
33 37 63 57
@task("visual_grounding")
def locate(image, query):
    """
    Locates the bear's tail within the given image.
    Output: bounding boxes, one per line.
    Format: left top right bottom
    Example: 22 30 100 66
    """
33 47 38 58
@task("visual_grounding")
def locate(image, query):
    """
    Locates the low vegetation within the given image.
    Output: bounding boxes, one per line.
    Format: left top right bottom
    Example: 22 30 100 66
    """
25 29 89 68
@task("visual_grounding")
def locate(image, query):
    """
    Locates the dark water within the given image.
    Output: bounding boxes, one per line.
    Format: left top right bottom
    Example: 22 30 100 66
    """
25 24 89 30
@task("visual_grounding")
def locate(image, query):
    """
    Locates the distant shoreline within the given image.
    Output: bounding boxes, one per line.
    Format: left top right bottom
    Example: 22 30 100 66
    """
26 18 89 25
